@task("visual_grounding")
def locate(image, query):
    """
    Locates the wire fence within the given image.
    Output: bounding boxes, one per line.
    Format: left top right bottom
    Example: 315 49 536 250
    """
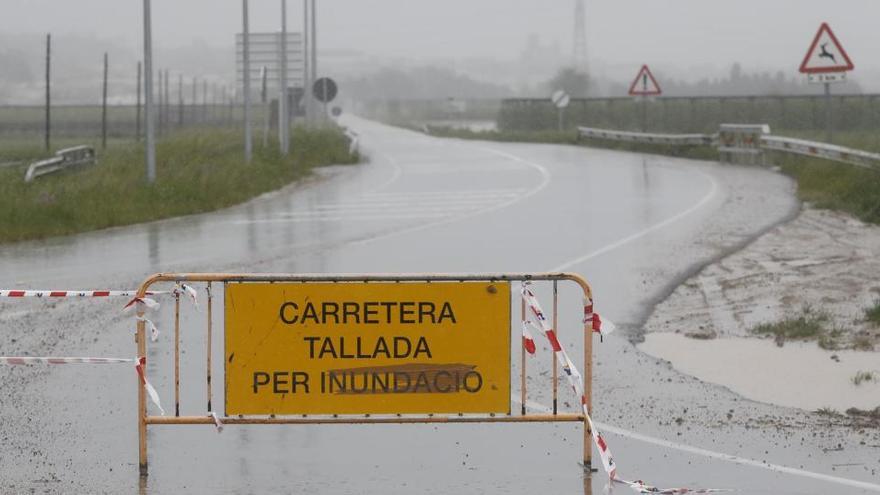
358 94 880 135
499 94 880 133
0 104 259 140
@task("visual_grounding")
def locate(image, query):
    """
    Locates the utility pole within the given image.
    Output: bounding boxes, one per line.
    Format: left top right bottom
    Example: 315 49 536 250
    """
242 0 253 162
261 66 269 147
102 53 109 149
136 61 142 140
303 0 311 124
310 0 317 121
45 33 51 151
279 0 290 155
573 0 587 72
143 0 156 184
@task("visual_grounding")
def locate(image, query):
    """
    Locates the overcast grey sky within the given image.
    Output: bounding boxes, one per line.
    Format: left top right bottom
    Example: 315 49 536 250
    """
3 1 877 82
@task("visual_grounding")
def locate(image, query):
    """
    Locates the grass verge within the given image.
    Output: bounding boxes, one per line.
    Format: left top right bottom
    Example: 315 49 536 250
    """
0 127 357 243
865 300 880 327
851 370 877 386
751 306 829 344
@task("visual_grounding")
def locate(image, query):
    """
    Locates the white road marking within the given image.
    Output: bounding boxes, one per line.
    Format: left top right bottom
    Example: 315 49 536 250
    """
343 146 552 247
513 396 880 492
552 166 719 271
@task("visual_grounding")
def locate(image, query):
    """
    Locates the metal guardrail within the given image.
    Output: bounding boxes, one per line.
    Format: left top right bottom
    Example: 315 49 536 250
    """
578 124 880 171
343 128 359 156
577 126 713 146
24 145 96 182
761 135 880 171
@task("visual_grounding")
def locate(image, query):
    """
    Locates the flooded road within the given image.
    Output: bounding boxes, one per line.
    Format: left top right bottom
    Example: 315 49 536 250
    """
1 118 878 494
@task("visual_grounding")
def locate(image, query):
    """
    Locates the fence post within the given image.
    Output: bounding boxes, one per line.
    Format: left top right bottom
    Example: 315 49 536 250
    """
136 61 142 141
102 53 109 149
178 74 183 127
192 77 198 125
824 83 833 143
164 70 170 135
157 69 164 135
45 33 51 151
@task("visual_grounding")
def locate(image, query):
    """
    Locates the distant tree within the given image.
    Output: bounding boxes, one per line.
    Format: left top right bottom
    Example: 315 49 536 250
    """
545 67 591 97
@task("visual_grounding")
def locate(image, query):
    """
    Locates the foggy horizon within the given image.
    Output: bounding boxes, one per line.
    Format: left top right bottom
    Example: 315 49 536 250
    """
2 0 878 91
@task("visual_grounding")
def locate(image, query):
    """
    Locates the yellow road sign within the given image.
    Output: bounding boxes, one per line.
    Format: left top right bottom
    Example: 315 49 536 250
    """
225 281 510 415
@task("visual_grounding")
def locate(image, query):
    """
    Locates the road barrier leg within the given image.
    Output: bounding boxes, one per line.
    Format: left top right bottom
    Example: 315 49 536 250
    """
137 316 148 476
583 309 593 470
552 281 558 415
520 296 526 416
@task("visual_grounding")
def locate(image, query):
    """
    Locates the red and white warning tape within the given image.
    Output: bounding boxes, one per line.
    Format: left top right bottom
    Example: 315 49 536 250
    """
618 480 732 494
0 355 165 415
521 283 618 478
0 290 167 298
520 283 728 494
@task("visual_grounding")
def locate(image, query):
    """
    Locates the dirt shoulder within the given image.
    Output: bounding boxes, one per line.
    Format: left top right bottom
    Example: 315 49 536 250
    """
641 206 880 415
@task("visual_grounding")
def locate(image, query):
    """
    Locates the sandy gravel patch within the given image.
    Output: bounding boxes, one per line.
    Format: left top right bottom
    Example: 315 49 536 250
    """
641 207 880 412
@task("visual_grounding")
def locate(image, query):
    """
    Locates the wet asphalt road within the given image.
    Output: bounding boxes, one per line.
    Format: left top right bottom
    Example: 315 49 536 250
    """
1 118 878 494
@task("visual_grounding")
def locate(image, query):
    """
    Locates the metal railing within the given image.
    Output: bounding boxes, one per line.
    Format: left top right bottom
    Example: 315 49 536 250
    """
577 126 713 146
578 124 880 171
760 135 880 171
24 145 96 182
343 128 360 155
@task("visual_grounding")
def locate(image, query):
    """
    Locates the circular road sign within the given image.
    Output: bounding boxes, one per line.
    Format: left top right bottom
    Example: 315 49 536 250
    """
331 106 343 117
551 89 570 109
313 77 338 103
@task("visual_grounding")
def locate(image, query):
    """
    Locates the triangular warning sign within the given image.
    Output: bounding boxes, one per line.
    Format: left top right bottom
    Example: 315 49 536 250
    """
628 65 661 96
799 22 854 74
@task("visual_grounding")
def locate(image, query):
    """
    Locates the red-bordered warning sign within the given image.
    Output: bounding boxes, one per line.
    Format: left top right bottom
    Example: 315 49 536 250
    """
799 22 854 74
628 65 661 96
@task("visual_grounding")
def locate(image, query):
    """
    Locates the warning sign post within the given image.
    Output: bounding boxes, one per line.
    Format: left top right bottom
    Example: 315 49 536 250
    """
628 65 661 131
799 22 854 143
225 281 511 415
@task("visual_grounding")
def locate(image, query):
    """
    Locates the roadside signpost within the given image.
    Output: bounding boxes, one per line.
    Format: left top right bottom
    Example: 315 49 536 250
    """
313 77 338 120
628 65 661 132
799 22 854 143
551 89 570 131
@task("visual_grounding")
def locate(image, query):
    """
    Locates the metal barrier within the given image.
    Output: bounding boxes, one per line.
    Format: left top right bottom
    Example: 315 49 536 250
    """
343 128 360 155
133 272 598 476
24 145 97 182
578 123 880 172
718 124 770 165
577 126 713 146
761 135 880 171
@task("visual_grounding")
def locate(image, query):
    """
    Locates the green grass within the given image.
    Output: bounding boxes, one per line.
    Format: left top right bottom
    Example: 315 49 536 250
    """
851 370 877 386
751 306 830 346
0 127 357 243
865 300 880 327
772 146 880 225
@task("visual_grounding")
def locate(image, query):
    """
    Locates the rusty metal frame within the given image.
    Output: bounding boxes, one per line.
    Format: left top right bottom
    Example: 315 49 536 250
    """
134 272 595 476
